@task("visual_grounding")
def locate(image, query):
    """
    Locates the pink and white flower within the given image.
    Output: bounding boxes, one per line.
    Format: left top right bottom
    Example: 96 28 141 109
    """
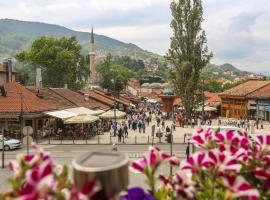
180 152 206 174
189 128 213 149
204 149 242 173
221 174 259 200
255 134 270 152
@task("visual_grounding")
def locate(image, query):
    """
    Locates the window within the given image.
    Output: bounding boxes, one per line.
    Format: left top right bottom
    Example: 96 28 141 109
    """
25 120 33 127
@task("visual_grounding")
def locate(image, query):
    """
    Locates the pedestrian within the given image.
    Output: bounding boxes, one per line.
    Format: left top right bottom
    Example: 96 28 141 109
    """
124 124 128 137
112 122 117 137
161 120 165 131
166 125 170 135
142 121 146 133
155 125 162 143
138 120 142 133
128 117 132 129
118 126 123 143
191 118 195 128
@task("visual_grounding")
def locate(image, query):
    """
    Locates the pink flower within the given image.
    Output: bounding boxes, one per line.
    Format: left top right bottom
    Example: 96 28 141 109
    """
172 172 195 199
131 147 172 173
169 156 180 166
180 152 206 174
204 149 242 173
131 157 148 173
221 174 259 200
18 160 55 199
190 129 213 149
255 135 270 152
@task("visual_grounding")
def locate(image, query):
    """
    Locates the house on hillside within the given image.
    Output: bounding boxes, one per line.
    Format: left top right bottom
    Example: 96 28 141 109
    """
219 80 270 119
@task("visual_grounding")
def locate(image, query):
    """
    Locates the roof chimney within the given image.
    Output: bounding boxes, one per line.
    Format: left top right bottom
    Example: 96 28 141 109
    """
2 60 9 83
84 93 90 101
36 67 42 90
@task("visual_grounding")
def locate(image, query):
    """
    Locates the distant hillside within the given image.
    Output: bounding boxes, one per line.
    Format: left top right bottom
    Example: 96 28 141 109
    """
0 19 160 61
203 63 256 81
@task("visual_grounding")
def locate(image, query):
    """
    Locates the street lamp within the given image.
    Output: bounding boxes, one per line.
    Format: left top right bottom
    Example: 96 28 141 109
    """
201 77 205 125
170 124 173 176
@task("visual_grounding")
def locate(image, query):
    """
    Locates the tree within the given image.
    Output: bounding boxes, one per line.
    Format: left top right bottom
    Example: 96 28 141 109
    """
204 79 223 93
113 56 145 71
16 36 89 90
166 0 212 117
97 53 132 92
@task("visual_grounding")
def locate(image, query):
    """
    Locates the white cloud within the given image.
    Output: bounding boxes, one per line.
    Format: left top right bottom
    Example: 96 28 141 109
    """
0 0 270 71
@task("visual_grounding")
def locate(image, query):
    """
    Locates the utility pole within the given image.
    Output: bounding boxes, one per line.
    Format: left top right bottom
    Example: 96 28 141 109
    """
1 128 4 168
113 74 117 124
20 93 24 141
170 124 173 176
201 77 205 125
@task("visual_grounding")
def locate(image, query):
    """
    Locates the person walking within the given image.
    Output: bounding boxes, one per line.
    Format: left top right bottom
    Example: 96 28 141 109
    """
166 125 170 135
142 121 146 134
161 120 165 132
118 126 123 143
124 123 128 137
138 120 142 133
128 117 132 129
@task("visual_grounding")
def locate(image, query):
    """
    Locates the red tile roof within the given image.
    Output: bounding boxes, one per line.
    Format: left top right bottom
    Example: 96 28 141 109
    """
219 81 270 97
0 82 56 113
93 89 129 106
27 87 75 110
246 84 270 99
50 88 108 110
80 89 115 106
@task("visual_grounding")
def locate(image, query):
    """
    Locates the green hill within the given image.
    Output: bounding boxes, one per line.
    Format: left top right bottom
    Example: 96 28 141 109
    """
0 18 160 60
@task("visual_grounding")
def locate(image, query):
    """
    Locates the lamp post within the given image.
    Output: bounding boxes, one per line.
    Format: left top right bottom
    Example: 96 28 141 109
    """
201 77 205 125
170 124 173 176
20 93 23 141
2 128 4 168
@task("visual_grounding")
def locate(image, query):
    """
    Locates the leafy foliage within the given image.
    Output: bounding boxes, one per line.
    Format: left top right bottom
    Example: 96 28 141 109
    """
96 53 132 92
113 56 145 71
16 36 89 90
166 0 212 117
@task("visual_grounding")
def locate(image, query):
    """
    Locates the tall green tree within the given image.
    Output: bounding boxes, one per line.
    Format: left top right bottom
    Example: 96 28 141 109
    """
16 36 89 90
166 0 212 117
97 53 132 92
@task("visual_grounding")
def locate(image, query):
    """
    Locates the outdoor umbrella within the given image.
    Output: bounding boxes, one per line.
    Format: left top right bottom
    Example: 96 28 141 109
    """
99 109 126 119
64 114 99 124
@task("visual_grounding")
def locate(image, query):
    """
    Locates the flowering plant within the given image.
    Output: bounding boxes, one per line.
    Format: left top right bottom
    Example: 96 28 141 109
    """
2 129 270 200
127 129 270 200
0 144 104 200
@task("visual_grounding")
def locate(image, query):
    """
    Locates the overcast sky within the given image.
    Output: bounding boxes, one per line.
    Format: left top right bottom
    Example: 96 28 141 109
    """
0 0 270 72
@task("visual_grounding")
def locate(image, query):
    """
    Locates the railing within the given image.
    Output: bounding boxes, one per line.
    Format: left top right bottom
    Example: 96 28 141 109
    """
35 133 189 145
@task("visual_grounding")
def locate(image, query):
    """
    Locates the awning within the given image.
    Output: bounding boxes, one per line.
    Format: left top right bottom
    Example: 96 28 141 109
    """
64 114 99 124
45 110 77 119
99 109 126 119
147 99 158 103
64 107 105 115
195 106 217 112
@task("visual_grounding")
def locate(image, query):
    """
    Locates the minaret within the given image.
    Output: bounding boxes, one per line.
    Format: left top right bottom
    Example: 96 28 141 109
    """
89 26 96 84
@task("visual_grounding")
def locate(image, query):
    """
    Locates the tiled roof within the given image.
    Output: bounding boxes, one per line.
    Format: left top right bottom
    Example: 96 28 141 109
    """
80 89 115 106
27 87 75 110
93 89 129 106
0 82 56 113
50 88 108 110
219 81 270 97
246 84 270 99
